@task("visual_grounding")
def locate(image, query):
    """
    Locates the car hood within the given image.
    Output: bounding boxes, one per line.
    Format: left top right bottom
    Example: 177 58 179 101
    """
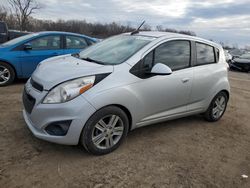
32 54 113 90
233 58 250 64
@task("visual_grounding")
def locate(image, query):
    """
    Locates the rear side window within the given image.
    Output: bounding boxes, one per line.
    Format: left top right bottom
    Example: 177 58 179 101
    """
66 35 88 49
196 42 216 65
154 40 191 71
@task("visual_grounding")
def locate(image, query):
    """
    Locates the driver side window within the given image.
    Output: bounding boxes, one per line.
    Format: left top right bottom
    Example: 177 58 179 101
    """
143 40 191 71
29 35 61 50
155 40 190 71
130 40 191 79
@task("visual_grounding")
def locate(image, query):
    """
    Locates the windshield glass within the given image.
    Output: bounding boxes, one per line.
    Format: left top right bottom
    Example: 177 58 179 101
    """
79 35 156 65
239 53 250 59
1 33 37 46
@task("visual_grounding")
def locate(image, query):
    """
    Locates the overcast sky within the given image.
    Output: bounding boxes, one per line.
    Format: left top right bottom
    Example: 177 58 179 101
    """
2 0 250 47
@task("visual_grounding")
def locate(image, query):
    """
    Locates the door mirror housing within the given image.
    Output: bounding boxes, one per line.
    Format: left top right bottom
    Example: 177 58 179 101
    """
24 43 32 50
150 63 172 75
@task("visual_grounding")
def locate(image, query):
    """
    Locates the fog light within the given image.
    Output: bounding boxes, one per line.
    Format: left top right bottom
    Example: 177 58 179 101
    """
45 120 72 136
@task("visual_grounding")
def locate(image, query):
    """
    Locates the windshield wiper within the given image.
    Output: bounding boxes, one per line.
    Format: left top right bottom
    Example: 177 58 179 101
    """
81 57 105 65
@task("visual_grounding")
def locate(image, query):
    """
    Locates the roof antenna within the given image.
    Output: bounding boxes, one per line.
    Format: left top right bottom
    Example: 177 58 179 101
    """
131 20 145 35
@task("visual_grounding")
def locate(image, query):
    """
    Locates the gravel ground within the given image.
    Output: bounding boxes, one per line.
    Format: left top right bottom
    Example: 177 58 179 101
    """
0 71 249 188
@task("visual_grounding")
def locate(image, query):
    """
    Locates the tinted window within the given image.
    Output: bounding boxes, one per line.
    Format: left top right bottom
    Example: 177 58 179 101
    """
154 40 190 70
30 35 61 50
66 35 88 49
196 43 215 65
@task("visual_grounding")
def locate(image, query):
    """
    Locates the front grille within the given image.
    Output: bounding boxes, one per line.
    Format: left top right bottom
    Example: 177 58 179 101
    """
22 89 36 114
30 78 43 92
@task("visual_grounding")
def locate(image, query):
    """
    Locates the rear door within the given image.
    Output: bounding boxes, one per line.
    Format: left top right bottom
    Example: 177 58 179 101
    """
19 34 64 77
188 42 220 111
64 35 89 55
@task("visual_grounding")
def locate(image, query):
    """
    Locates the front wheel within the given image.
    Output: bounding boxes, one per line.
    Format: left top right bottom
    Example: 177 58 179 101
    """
80 106 129 155
204 91 228 122
0 62 15 86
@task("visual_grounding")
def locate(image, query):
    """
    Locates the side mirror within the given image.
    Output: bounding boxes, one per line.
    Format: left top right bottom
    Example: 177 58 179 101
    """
24 43 32 50
150 63 172 75
71 53 80 58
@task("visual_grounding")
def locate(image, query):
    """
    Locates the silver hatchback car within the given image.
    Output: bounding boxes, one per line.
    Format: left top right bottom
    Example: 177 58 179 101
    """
23 31 230 155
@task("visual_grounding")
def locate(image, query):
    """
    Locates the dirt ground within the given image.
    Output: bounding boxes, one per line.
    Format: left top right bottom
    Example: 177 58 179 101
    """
0 71 249 188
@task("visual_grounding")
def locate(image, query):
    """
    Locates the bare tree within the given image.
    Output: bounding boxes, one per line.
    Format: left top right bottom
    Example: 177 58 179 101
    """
142 24 151 31
156 25 164 31
8 0 42 31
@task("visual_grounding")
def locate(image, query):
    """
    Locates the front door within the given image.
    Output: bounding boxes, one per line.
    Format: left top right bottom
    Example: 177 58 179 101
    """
130 40 193 124
19 35 64 77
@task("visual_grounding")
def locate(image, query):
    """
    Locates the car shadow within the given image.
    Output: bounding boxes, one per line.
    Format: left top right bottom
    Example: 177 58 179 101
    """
24 114 207 157
14 78 28 85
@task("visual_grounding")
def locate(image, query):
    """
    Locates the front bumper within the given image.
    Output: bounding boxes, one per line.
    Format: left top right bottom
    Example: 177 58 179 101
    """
22 79 96 145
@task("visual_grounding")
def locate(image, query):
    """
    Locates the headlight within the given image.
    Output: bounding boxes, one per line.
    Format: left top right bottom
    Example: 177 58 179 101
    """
43 76 95 104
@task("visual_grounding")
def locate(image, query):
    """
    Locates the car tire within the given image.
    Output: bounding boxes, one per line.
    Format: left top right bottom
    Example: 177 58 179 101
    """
204 91 228 122
80 106 129 155
0 62 15 86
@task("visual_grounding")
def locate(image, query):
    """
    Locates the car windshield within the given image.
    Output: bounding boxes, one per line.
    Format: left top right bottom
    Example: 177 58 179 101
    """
1 33 38 46
79 35 156 65
239 53 250 59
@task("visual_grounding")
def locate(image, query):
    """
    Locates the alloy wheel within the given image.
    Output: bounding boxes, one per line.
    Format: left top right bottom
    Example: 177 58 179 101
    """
92 115 124 150
0 65 10 84
212 95 226 119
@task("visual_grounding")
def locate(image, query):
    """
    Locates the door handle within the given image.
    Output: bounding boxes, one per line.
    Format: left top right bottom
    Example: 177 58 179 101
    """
181 78 190 83
52 52 59 56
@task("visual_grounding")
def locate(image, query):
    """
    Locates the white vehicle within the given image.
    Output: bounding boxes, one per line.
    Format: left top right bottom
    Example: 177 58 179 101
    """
224 50 232 62
23 31 230 155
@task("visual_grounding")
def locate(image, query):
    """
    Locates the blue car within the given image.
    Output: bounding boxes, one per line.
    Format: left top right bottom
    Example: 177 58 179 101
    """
0 31 98 86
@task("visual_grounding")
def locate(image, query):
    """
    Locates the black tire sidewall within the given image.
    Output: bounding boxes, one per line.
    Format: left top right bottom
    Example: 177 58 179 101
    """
81 106 129 155
0 62 15 86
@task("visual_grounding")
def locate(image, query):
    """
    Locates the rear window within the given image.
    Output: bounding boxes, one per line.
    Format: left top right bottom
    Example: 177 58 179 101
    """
196 42 216 65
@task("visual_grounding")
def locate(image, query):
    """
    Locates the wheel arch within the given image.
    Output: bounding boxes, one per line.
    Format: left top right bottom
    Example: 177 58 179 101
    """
78 103 133 145
221 89 230 100
111 104 133 131
90 104 133 132
0 59 17 79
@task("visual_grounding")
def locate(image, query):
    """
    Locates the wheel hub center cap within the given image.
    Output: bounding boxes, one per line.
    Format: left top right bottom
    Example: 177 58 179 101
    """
106 128 112 135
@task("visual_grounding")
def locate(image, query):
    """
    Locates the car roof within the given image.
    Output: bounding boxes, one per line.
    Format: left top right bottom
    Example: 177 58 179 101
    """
124 31 221 49
35 31 95 40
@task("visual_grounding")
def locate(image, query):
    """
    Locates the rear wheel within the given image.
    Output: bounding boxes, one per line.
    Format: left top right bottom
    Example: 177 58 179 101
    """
204 91 228 122
81 106 129 155
0 62 15 86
